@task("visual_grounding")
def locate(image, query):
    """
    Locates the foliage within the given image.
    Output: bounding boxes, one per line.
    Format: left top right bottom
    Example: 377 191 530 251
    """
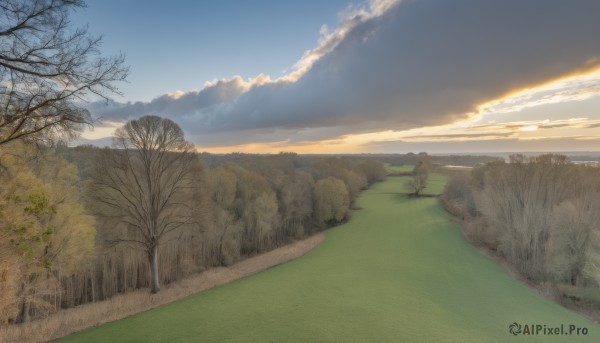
443 154 600 288
355 160 386 184
1 138 387 324
0 143 95 323
313 177 349 225
210 167 237 210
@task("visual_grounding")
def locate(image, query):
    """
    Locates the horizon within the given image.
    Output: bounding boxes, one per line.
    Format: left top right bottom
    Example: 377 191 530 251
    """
73 0 600 154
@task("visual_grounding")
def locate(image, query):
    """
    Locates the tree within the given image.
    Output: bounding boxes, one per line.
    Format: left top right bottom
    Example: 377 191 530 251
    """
0 143 95 323
91 115 201 293
310 157 366 203
405 160 429 196
210 166 237 210
209 167 239 265
546 199 598 286
280 171 314 237
0 229 20 326
314 177 349 226
236 171 273 254
340 169 367 203
473 154 575 280
252 191 279 252
0 0 128 146
355 160 386 185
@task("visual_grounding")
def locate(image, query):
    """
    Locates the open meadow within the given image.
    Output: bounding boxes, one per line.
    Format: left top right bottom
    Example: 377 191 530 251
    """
59 176 598 342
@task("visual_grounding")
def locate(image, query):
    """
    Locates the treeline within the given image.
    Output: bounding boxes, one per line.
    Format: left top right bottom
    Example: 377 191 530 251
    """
204 153 385 263
431 154 501 167
212 153 500 170
0 137 386 325
352 153 500 167
442 154 600 293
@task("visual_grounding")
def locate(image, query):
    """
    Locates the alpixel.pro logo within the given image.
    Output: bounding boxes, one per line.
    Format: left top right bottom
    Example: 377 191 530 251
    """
509 322 588 336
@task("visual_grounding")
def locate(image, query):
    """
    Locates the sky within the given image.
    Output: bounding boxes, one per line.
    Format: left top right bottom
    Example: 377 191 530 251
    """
74 0 600 154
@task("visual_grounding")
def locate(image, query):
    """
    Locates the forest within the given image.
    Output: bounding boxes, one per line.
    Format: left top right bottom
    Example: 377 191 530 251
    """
0 116 387 325
442 155 600 308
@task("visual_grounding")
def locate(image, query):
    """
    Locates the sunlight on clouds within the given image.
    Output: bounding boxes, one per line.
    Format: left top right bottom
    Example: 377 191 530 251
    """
478 68 600 115
574 136 600 141
198 113 600 153
330 69 600 150
335 117 600 147
81 0 600 154
81 120 123 140
196 137 366 154
518 125 539 132
282 0 400 83
167 90 186 100
95 65 600 153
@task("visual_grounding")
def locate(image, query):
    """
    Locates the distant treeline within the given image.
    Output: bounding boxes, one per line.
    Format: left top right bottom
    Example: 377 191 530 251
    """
442 154 600 305
0 143 386 325
287 153 501 167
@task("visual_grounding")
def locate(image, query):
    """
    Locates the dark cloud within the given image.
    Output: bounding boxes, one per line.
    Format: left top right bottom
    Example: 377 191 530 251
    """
187 127 341 147
90 0 600 146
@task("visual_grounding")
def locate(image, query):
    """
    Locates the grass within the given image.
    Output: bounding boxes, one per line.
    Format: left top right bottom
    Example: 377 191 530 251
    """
60 176 599 342
2 236 323 343
385 164 414 174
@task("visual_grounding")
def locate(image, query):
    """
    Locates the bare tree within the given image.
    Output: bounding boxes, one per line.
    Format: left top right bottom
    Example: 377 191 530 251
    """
405 160 429 196
473 155 575 280
0 0 128 146
91 115 201 293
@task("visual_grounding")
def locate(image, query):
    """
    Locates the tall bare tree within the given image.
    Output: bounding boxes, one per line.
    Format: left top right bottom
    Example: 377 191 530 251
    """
91 115 200 293
0 0 128 146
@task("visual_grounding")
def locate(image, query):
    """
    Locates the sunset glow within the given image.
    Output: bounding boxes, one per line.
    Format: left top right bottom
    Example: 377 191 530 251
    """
77 0 600 154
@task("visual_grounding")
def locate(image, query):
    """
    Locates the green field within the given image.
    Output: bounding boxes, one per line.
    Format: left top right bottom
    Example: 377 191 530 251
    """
385 164 414 174
61 176 598 342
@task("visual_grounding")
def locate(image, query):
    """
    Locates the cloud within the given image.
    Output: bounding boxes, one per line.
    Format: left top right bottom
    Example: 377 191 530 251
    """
480 70 600 114
365 136 600 154
400 132 515 140
89 0 600 147
90 75 252 121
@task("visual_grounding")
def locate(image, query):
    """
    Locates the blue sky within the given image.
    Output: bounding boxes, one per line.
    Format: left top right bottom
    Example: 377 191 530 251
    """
73 0 352 102
77 0 600 153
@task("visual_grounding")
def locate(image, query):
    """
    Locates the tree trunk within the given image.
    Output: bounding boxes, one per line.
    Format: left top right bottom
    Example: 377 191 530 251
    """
149 244 160 293
15 300 28 324
219 230 226 265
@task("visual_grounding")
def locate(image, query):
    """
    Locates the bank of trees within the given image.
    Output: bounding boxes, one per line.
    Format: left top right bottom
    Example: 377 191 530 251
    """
202 154 384 264
0 126 386 325
442 155 600 292
0 0 388 326
0 144 96 324
1 0 126 327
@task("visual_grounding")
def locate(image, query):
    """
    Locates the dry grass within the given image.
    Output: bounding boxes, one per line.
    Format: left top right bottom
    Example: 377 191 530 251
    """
0 233 324 343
